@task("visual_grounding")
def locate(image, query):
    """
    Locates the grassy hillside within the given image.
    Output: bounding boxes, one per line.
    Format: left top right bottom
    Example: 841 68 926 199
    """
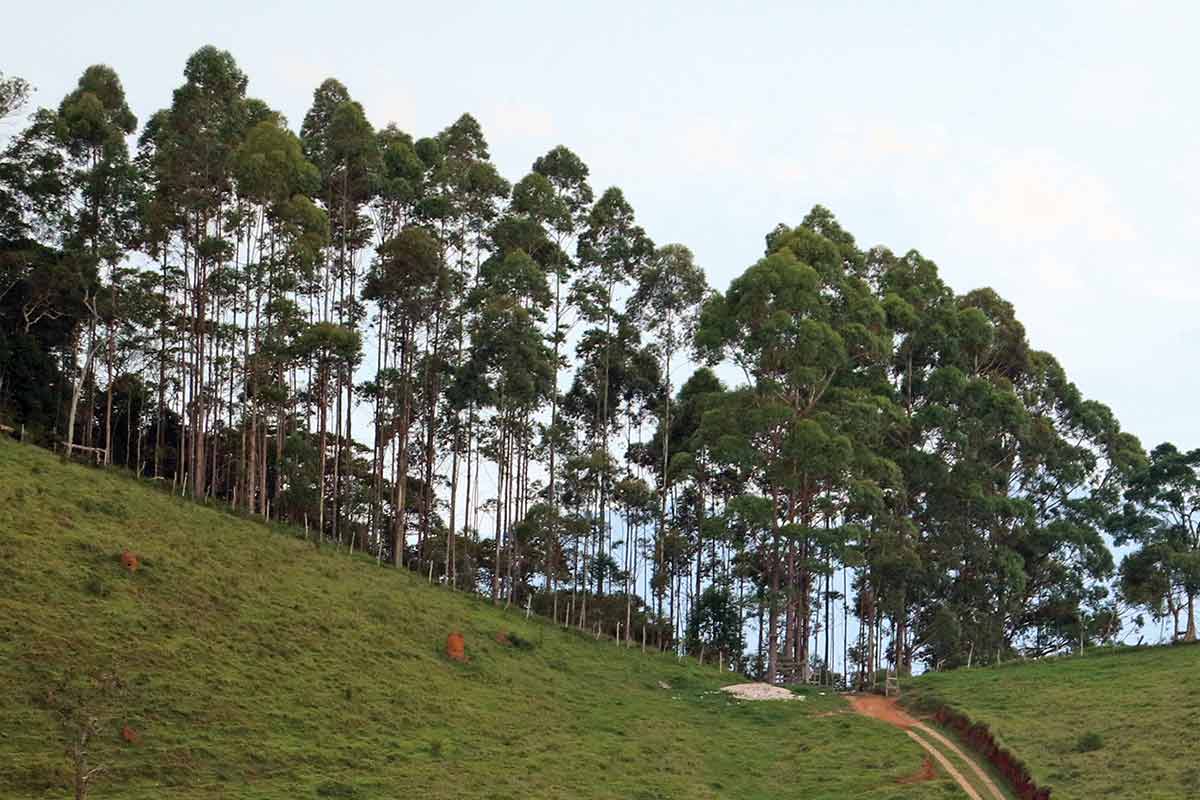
905 644 1200 799
0 438 956 800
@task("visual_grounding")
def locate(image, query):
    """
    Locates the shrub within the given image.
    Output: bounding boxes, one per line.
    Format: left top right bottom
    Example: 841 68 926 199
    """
1076 731 1104 752
84 575 110 597
508 632 535 651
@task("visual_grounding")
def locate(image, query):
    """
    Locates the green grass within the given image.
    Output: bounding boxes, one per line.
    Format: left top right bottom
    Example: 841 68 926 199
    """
905 643 1200 800
0 438 956 799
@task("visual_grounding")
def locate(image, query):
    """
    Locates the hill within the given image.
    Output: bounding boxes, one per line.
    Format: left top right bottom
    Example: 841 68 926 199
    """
905 643 1199 799
0 438 955 800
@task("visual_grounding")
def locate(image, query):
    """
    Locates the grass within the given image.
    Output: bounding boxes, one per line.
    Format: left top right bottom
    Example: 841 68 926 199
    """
0 438 957 799
905 643 1200 799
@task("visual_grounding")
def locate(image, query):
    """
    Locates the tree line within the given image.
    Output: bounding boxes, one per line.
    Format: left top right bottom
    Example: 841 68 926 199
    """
1 51 1196 685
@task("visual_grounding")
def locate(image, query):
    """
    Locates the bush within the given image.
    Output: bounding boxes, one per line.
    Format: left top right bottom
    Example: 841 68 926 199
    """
315 781 358 797
84 575 110 597
508 632 535 651
1076 732 1105 752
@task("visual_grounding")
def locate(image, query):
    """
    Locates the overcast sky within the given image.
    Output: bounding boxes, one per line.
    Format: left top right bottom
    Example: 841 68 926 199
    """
7 0 1198 454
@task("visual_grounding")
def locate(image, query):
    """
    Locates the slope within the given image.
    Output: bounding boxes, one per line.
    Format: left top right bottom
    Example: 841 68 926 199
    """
0 438 957 800
905 644 1200 799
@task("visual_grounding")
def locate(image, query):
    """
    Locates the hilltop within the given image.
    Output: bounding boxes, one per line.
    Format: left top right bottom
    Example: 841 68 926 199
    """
0 438 954 799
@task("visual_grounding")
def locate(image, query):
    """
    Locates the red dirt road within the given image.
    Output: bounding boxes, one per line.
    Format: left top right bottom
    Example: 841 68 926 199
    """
848 694 1008 800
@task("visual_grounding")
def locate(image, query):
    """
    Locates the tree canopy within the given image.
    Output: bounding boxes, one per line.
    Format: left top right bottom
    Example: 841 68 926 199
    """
0 53 1172 686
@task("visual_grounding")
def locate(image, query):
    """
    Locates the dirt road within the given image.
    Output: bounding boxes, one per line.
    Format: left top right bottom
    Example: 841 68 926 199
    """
848 694 1008 800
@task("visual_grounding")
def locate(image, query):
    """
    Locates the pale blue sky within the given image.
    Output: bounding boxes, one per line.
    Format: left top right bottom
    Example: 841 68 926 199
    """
7 0 1199 454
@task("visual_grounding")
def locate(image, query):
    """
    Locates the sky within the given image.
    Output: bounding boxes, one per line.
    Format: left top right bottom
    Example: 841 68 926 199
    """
6 1 1198 455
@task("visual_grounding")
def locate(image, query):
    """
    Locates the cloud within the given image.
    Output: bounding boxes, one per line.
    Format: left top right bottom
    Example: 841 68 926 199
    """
677 118 747 172
1067 64 1169 129
488 101 554 139
1031 253 1084 292
967 151 1135 244
763 120 951 194
1139 262 1200 304
370 92 419 131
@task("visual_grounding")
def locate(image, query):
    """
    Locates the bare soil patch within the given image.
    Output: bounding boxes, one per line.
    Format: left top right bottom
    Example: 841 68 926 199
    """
720 682 796 701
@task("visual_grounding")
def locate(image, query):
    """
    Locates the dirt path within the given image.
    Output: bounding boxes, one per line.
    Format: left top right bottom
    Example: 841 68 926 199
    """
848 694 1008 800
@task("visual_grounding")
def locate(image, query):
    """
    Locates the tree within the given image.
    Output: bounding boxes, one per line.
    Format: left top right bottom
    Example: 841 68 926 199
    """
0 71 31 119
294 321 361 537
696 212 892 683
141 46 253 498
574 187 653 594
462 246 554 602
364 225 447 564
301 80 378 544
1112 443 1200 642
232 117 325 513
686 582 745 664
632 243 707 636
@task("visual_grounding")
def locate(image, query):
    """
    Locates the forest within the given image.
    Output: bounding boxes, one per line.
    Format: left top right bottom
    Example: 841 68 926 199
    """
2 47 1198 687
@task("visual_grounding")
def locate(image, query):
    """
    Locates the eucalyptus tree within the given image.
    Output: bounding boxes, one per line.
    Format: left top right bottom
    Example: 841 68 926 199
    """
564 315 659 605
428 114 508 565
502 152 594 605
363 225 448 565
573 187 653 585
1 66 140 459
231 117 325 514
695 212 892 682
867 247 957 673
0 71 32 120
300 80 378 542
631 243 707 625
57 65 141 463
1111 443 1200 642
530 146 593 528
460 242 554 601
638 367 728 636
0 97 81 440
141 46 254 498
294 321 361 537
362 124 434 547
911 289 1138 667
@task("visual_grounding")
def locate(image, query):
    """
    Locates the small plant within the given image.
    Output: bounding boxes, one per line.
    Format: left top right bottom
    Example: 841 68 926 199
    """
1076 731 1105 752
315 781 359 797
84 575 110 597
43 668 127 800
429 738 444 759
508 632 536 651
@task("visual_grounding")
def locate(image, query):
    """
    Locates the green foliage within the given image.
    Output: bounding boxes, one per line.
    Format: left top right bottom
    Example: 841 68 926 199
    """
685 583 745 660
1111 443 1200 642
0 71 32 119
